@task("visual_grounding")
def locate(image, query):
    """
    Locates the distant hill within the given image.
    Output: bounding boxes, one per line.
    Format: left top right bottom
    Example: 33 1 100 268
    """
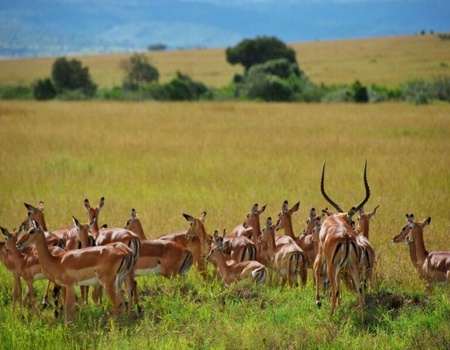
1 0 450 58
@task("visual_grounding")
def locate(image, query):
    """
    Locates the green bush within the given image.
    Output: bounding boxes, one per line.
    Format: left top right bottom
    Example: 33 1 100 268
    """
401 79 432 104
241 72 292 101
0 84 33 100
432 75 450 102
32 78 56 100
247 58 301 79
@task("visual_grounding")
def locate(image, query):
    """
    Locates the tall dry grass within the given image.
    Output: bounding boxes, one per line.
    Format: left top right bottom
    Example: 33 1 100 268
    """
0 34 449 89
1 100 449 290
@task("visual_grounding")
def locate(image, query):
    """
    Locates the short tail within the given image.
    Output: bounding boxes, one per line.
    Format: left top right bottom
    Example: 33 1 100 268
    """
180 251 194 275
252 266 266 284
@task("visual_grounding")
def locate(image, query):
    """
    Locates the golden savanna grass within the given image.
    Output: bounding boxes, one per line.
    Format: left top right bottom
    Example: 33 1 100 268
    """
0 34 449 88
1 100 449 291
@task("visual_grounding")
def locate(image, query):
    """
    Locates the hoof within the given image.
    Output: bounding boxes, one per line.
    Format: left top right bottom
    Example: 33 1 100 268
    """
316 300 322 309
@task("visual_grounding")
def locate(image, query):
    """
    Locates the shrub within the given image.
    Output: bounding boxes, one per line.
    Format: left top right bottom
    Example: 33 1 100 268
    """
401 79 432 104
248 58 301 79
0 85 33 100
32 78 56 100
351 80 369 103
432 75 450 102
241 72 292 101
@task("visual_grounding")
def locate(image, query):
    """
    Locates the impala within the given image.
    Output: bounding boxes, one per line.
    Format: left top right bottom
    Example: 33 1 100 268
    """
313 161 369 322
124 208 194 277
84 197 105 239
393 214 450 289
16 220 136 323
207 230 266 287
259 217 307 287
355 205 378 290
275 200 324 270
230 203 267 262
159 211 212 277
1 226 61 310
94 224 141 312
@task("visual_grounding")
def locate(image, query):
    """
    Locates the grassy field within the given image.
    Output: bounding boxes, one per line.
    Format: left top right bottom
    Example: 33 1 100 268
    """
0 100 450 349
1 34 449 89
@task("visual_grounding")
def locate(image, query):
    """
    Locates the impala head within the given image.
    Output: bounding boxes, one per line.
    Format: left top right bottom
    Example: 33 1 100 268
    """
184 211 207 241
302 208 325 235
259 217 275 244
23 201 47 231
392 214 431 243
275 200 300 231
0 225 23 251
320 160 370 226
124 208 140 230
207 229 226 263
310 216 323 244
357 204 379 235
16 220 44 250
84 197 105 224
243 203 267 229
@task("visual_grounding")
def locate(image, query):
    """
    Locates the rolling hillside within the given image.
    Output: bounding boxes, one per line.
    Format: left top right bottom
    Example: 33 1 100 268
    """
0 34 449 89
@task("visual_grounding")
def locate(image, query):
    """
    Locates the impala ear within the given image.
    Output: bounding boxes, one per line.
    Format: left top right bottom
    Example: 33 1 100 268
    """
84 199 91 212
131 208 137 219
423 217 431 227
72 216 81 228
260 204 267 214
199 211 207 222
291 201 300 213
0 226 10 239
98 197 105 210
282 200 288 212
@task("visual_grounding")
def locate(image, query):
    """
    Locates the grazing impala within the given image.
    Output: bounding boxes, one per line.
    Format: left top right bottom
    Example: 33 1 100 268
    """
16 220 136 323
159 212 212 277
259 217 307 287
207 230 267 287
124 208 194 277
313 161 369 322
393 214 450 289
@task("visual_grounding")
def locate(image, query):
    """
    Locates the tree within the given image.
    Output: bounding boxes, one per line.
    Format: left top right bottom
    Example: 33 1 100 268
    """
32 78 56 100
120 53 159 91
226 36 298 72
51 57 97 97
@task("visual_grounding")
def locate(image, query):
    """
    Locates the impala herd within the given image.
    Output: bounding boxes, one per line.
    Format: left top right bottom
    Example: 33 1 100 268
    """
1 162 449 324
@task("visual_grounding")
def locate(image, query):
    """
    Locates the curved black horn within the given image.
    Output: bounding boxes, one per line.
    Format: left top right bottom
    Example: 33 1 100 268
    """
320 162 343 213
354 160 371 213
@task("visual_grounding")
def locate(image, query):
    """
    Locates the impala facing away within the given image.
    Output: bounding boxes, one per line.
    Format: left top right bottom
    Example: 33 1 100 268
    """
275 200 325 271
313 161 369 322
16 220 136 323
392 214 450 289
207 230 267 287
259 217 307 287
124 208 194 277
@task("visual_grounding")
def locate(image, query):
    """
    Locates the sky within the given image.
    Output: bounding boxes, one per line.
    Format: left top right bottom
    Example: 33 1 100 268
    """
1 0 449 57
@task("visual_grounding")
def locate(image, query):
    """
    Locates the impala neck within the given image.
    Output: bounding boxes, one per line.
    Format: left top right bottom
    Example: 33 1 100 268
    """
213 251 232 279
77 225 90 248
128 220 146 240
412 228 428 266
34 232 58 269
358 216 370 239
407 241 418 268
282 215 297 239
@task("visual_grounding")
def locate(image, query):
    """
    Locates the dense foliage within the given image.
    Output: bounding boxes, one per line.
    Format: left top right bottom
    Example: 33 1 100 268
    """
1 36 449 104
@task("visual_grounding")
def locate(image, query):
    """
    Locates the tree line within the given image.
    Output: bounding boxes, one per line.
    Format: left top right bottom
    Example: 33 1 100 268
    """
2 36 449 104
